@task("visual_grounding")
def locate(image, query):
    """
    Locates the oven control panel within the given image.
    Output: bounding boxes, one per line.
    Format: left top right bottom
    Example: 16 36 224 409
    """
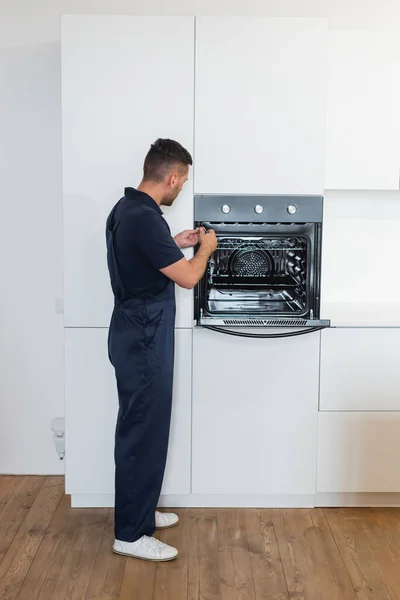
195 194 323 223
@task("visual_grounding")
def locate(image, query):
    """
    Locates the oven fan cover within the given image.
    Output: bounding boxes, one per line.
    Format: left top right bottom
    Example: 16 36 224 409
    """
228 246 274 277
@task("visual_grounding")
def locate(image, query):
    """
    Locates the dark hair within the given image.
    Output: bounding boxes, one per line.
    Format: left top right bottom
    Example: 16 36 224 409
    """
143 138 193 182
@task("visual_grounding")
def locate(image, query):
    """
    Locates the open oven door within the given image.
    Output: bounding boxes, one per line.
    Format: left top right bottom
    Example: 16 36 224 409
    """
201 321 330 339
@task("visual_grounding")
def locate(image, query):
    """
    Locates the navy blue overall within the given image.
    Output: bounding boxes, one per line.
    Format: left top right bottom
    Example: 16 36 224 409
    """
106 190 180 543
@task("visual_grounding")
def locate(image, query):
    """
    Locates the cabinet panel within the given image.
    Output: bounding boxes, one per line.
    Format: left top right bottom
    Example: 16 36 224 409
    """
192 328 320 495
320 329 400 411
317 412 400 493
321 215 400 310
195 17 327 195
325 30 400 190
65 328 192 496
61 16 194 327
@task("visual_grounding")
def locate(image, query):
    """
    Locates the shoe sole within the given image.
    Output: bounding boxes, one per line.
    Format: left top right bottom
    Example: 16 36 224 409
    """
112 548 179 561
155 518 180 530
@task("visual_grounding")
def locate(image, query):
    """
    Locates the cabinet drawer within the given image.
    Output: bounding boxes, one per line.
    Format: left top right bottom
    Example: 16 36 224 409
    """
317 412 400 493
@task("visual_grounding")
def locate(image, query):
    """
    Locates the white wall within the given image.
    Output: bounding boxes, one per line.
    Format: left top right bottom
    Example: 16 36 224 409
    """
1 0 400 474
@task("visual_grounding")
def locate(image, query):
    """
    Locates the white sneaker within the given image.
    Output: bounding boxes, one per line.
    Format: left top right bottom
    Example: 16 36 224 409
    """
155 510 180 529
113 535 178 561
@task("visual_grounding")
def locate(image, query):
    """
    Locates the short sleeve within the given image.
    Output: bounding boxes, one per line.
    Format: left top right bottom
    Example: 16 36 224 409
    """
134 210 184 269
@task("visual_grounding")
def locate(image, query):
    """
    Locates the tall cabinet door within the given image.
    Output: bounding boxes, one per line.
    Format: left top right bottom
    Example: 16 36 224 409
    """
194 17 328 195
65 328 192 497
192 329 320 497
61 16 195 328
325 30 400 190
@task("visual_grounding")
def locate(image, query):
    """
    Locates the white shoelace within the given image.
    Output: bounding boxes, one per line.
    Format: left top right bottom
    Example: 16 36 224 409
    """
143 535 165 548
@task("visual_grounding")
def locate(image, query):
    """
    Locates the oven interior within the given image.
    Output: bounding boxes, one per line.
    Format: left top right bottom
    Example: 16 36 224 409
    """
201 233 312 317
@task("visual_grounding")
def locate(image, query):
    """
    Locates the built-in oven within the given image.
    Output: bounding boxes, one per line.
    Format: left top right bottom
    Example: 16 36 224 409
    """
194 195 330 338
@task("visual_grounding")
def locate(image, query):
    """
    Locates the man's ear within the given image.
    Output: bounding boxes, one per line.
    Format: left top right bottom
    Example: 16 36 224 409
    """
169 173 178 188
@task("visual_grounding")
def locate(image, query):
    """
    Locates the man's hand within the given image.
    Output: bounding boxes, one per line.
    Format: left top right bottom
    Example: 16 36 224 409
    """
174 228 202 249
199 227 218 253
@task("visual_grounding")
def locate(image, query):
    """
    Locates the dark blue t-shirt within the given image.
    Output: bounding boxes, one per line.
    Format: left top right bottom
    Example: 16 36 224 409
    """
106 187 184 299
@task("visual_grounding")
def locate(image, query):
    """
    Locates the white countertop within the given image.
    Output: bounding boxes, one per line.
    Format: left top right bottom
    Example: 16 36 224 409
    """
321 302 400 327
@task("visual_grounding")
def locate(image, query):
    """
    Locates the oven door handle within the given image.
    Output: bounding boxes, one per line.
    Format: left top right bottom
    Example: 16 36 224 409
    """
202 325 326 338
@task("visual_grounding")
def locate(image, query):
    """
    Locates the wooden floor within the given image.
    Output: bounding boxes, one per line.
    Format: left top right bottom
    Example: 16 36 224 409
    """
1 477 400 599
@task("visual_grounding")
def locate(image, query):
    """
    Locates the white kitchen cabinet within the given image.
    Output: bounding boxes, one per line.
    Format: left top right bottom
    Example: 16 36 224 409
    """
65 328 192 499
320 192 400 319
317 412 400 493
192 328 320 497
321 217 400 306
320 329 400 412
61 16 194 327
194 17 327 195
325 30 400 190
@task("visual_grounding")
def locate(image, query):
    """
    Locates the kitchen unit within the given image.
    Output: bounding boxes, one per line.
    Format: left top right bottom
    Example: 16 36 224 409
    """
62 14 195 505
320 191 400 324
65 328 192 506
62 15 400 509
325 30 400 190
61 15 195 329
192 328 320 505
316 327 400 501
317 412 400 499
195 17 327 195
320 328 400 412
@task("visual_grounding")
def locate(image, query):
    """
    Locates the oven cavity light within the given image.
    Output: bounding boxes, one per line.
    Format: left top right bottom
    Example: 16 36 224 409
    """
221 204 231 214
254 204 264 214
287 204 297 215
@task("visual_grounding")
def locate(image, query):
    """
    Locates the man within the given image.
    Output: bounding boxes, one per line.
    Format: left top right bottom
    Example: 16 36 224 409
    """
106 138 217 561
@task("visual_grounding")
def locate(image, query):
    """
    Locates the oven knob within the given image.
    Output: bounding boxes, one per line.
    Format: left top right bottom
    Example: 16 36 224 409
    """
221 204 231 214
287 204 297 215
254 204 264 214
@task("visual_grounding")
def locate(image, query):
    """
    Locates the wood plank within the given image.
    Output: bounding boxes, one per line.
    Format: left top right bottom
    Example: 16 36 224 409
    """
309 510 358 600
84 509 125 600
198 509 221 600
0 476 63 600
271 509 317 600
362 526 400 600
185 509 221 600
324 508 392 600
217 508 256 600
0 477 22 517
153 509 188 600
336 508 400 600
0 476 45 565
15 494 79 600
186 509 200 600
272 509 358 600
49 501 109 600
118 551 156 600
153 555 187 600
244 508 289 600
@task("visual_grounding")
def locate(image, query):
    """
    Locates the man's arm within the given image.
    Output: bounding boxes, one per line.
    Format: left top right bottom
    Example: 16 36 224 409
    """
161 229 218 290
